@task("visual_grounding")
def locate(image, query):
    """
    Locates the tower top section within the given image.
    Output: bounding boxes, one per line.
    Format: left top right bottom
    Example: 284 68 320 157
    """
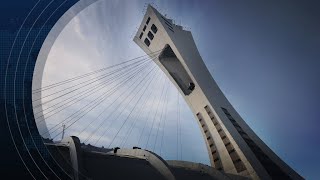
133 5 191 55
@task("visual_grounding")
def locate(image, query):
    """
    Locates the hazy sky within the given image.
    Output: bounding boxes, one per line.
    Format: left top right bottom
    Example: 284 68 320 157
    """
39 0 320 179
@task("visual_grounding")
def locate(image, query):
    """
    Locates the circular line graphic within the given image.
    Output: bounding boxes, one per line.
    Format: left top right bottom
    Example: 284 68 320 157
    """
4 0 98 179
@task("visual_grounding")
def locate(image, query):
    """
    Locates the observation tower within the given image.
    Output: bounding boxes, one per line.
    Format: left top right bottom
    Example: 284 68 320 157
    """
133 5 303 180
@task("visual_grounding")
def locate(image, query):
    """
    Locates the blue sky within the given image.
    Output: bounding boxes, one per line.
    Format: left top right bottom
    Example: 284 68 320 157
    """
38 0 320 179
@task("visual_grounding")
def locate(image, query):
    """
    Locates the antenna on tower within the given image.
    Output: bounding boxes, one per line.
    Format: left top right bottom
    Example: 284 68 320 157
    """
61 124 65 140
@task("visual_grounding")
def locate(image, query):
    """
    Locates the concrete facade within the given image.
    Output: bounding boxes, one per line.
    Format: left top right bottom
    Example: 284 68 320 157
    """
133 5 303 180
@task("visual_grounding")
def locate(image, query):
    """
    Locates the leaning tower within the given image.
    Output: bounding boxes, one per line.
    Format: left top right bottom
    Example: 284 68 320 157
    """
133 5 303 180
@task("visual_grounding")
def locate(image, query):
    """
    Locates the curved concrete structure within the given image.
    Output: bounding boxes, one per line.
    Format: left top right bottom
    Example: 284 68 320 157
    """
45 136 248 180
115 148 175 180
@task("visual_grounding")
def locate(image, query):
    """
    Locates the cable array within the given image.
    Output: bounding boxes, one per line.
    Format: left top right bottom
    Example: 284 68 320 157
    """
36 50 186 162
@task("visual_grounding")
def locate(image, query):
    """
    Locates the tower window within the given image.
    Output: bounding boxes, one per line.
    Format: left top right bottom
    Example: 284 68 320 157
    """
143 25 146 31
147 31 154 40
146 17 151 24
139 32 143 39
188 82 195 91
221 107 231 115
144 38 150 47
151 24 158 33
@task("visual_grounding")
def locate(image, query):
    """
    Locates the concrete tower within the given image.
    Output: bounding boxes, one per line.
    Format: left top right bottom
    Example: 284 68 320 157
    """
134 5 303 180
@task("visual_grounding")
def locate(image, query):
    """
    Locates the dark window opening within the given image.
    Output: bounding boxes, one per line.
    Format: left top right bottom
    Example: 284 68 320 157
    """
214 158 220 162
139 32 143 39
221 107 230 115
144 38 150 47
239 131 247 135
188 82 195 91
207 137 211 140
234 124 241 128
165 21 173 28
168 27 174 33
146 17 151 24
227 114 233 119
143 25 146 31
209 143 214 147
161 16 172 25
151 24 158 33
147 31 154 40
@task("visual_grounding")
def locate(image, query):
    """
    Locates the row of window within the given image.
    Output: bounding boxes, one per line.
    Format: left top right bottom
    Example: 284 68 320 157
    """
196 112 223 171
221 107 290 178
205 105 247 173
139 17 158 47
